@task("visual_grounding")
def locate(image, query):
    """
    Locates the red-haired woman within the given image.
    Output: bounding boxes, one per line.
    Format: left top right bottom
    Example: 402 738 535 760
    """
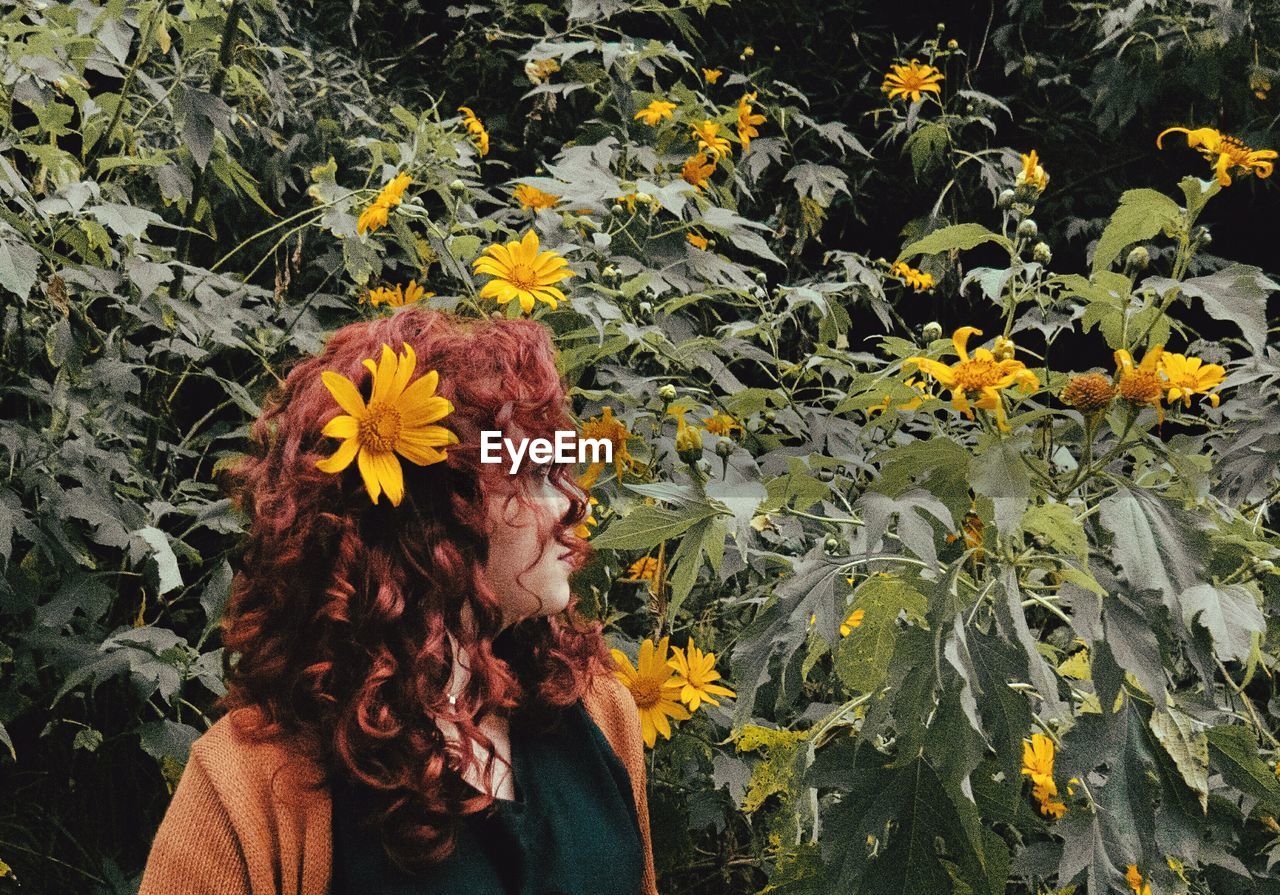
138 308 657 895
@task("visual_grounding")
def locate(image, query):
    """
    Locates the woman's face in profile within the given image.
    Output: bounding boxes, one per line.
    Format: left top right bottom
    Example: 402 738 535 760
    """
481 465 578 627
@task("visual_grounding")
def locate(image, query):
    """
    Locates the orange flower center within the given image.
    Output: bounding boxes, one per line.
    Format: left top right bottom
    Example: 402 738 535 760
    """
954 358 1004 393
360 401 403 451
630 677 662 709
1118 370 1162 404
508 262 538 291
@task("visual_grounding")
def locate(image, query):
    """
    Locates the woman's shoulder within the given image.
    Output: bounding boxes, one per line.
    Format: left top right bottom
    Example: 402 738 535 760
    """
188 705 329 813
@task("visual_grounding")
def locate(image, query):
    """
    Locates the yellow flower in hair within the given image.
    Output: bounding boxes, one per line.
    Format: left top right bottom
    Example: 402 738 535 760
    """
574 496 599 539
472 229 575 314
316 343 459 506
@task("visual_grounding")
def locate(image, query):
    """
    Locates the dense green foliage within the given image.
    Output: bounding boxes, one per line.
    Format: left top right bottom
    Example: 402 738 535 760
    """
2 1 1279 893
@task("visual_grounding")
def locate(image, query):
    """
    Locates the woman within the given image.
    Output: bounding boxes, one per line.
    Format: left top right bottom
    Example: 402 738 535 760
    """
138 308 657 895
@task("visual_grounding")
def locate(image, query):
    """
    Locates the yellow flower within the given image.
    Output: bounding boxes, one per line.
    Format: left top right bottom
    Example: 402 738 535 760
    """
616 192 641 213
904 326 1040 431
612 636 692 747
365 280 433 308
881 59 944 103
736 91 766 153
691 120 731 161
1015 149 1049 192
574 495 599 539
681 152 717 191
524 57 560 85
577 406 637 487
668 641 737 711
356 172 412 235
624 555 660 582
669 406 705 455
457 105 490 156
634 99 677 125
703 412 742 436
1060 372 1117 413
472 229 575 314
840 608 865 637
1114 344 1167 425
945 511 986 562
1021 733 1067 819
1159 352 1225 409
686 232 709 250
1157 126 1276 187
890 260 935 292
702 67 723 84
514 183 561 210
1126 866 1152 895
316 343 459 506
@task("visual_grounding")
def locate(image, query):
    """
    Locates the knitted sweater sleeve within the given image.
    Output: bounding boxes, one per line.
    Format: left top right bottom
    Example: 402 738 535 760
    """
138 742 252 895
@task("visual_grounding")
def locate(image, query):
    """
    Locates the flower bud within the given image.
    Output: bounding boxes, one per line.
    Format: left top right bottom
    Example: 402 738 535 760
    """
602 264 618 279
755 271 768 286
658 384 677 402
1016 218 1038 238
1124 245 1149 275
823 535 841 552
993 335 1017 361
716 439 733 459
1192 225 1211 247
635 192 653 205
817 468 835 482
1032 241 1052 265
998 188 1016 209
611 203 625 216
923 321 944 342
743 46 754 57
449 178 467 192
638 301 653 315
762 409 777 424
947 39 959 49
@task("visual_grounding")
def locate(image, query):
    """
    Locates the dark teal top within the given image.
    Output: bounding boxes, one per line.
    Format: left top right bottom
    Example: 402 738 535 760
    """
330 701 645 895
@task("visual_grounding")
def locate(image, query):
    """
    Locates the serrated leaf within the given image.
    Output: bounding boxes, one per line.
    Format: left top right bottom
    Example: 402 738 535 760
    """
1179 583 1265 664
1205 725 1280 816
899 223 1009 260
834 573 927 693
590 502 717 551
1143 264 1278 354
1091 188 1181 274
1149 705 1209 812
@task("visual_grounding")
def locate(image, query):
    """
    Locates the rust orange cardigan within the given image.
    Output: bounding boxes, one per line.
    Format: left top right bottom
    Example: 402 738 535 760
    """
139 672 658 895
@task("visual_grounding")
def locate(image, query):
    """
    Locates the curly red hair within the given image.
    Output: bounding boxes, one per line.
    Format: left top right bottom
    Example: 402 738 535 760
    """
215 308 609 872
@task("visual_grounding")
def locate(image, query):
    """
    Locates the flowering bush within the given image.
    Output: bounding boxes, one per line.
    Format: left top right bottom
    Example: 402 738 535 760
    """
1 1 1278 893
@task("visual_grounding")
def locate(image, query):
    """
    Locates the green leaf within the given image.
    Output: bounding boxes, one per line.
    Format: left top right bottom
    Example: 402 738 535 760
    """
0 232 40 299
1098 484 1209 610
137 719 201 766
1205 725 1280 816
834 573 927 693
1091 188 1181 274
1149 704 1209 813
133 526 183 595
898 223 1009 260
1021 500 1089 565
1143 264 1279 354
970 432 1032 537
664 518 708 621
1179 582 1265 664
590 502 717 551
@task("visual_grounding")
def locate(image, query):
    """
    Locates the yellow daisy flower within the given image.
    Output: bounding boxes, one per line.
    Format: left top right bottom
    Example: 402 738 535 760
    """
356 172 412 235
703 412 743 436
1114 344 1167 424
612 636 692 748
1157 126 1276 187
624 555 660 582
904 326 1040 431
472 229 575 314
681 152 716 191
514 183 561 210
365 280 433 308
686 232 709 250
881 59 944 103
736 91 766 153
1160 351 1225 409
889 260 935 292
1021 733 1066 819
316 343 459 506
577 406 637 487
1015 149 1049 192
667 640 736 711
702 67 723 84
634 99 677 125
457 105 490 156
691 120 731 161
